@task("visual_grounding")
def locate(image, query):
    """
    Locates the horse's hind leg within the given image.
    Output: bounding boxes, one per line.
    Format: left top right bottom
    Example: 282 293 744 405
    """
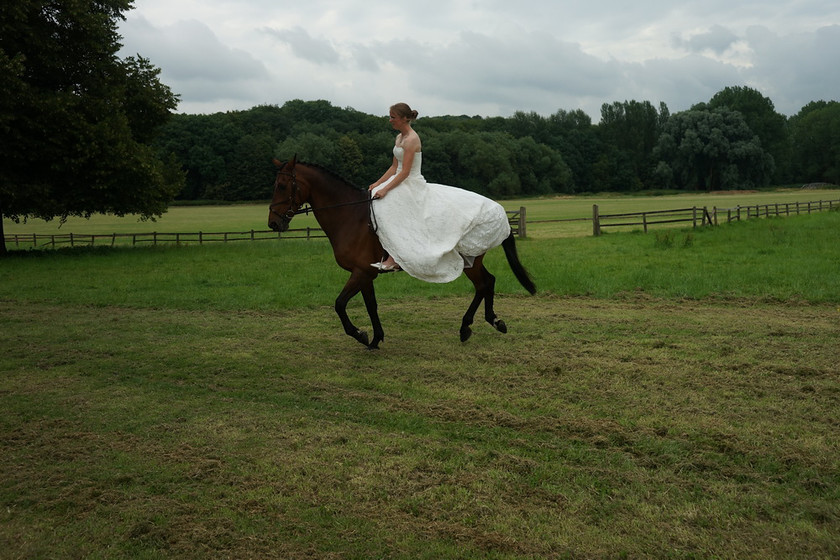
482 269 507 334
461 258 506 341
460 289 484 342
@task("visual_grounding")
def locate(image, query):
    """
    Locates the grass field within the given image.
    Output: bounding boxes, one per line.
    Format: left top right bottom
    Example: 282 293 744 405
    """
2 196 839 558
5 188 839 240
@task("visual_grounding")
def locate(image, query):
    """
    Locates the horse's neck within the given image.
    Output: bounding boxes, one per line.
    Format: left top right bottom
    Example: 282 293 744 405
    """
306 169 360 209
304 168 368 233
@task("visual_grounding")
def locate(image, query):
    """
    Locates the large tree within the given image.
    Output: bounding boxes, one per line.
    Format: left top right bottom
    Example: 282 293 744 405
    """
598 100 669 189
0 0 182 253
789 101 840 184
653 107 774 191
706 86 790 183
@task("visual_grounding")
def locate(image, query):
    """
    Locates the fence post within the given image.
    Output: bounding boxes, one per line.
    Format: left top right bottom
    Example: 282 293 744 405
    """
592 204 601 236
518 206 527 238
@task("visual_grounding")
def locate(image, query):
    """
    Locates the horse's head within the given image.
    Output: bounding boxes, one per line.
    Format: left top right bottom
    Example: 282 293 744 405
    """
268 155 307 232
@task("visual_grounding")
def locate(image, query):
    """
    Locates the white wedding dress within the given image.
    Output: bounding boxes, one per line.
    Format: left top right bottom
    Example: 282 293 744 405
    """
370 146 511 283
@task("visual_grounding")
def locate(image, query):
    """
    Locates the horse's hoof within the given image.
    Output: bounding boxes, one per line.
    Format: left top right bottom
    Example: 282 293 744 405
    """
355 330 370 346
460 327 472 342
494 319 508 334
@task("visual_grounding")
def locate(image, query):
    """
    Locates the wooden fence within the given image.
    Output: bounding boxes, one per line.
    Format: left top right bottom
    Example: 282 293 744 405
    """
593 206 713 236
2 227 326 249
592 198 839 236
508 207 526 237
711 199 840 224
4 209 527 249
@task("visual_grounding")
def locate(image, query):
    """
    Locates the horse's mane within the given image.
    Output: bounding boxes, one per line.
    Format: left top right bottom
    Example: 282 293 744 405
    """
299 161 365 192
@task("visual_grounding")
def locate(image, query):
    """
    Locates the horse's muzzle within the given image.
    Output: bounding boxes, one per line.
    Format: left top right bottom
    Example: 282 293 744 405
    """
268 216 290 232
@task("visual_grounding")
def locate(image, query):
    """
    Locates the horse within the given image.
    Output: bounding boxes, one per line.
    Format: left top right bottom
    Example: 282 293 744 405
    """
267 156 536 349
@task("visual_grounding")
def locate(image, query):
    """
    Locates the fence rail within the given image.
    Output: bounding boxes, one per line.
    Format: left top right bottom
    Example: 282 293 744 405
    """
6 202 836 248
593 206 714 236
3 227 327 249
712 199 840 224
592 198 839 236
5 209 526 249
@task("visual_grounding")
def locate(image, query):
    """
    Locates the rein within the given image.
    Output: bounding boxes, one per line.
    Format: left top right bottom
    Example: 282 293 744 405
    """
293 197 373 216
269 169 372 220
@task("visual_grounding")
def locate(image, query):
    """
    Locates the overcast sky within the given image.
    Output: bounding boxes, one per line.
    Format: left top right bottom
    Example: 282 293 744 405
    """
117 0 840 121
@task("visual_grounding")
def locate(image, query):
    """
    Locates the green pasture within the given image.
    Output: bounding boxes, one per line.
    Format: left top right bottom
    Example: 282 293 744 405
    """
5 188 838 241
2 200 839 558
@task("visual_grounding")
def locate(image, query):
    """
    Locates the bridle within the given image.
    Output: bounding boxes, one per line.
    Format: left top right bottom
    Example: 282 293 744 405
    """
269 166 374 222
269 168 300 222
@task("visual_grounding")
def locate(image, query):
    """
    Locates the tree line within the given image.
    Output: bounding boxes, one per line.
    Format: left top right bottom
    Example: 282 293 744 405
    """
156 92 840 202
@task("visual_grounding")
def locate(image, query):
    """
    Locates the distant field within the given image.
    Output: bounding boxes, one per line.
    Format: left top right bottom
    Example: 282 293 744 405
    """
5 188 838 240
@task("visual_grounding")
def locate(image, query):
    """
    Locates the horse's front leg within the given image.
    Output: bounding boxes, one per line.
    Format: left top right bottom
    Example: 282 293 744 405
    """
360 281 384 349
335 271 382 349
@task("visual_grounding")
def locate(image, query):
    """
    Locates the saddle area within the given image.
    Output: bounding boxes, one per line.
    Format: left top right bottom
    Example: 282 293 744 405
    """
370 147 510 283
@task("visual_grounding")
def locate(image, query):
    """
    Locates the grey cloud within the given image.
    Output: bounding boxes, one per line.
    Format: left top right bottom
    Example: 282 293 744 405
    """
674 25 739 55
120 17 267 81
263 26 341 65
380 30 619 114
743 24 840 115
118 16 270 111
117 2 840 119
626 55 743 113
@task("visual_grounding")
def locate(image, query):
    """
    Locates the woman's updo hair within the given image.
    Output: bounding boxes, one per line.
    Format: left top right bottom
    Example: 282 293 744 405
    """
391 102 419 121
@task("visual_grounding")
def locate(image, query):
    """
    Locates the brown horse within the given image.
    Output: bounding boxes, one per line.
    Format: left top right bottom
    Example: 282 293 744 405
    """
268 156 536 349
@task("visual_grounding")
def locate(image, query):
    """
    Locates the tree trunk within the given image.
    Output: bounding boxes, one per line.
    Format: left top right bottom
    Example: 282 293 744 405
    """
0 211 7 255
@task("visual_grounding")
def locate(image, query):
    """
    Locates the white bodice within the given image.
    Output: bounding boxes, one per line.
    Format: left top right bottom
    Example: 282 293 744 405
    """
394 146 423 178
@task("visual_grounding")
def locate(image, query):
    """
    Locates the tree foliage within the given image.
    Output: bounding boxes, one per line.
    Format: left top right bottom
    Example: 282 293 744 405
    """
789 101 840 185
706 86 790 183
653 107 774 191
598 100 669 189
150 91 839 204
0 0 182 252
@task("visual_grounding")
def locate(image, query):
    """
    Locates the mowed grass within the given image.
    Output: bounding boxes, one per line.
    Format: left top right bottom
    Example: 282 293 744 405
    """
2 202 840 558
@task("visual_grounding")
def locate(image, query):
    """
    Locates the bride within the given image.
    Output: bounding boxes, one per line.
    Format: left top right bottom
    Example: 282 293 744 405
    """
368 103 511 283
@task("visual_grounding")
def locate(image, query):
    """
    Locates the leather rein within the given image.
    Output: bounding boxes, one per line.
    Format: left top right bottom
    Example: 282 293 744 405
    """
269 168 373 222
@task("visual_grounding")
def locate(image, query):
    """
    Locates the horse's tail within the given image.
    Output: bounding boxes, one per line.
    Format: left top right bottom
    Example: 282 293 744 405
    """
502 233 537 295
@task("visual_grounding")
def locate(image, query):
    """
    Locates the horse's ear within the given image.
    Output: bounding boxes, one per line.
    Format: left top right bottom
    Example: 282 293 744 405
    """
272 157 282 167
290 154 297 167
